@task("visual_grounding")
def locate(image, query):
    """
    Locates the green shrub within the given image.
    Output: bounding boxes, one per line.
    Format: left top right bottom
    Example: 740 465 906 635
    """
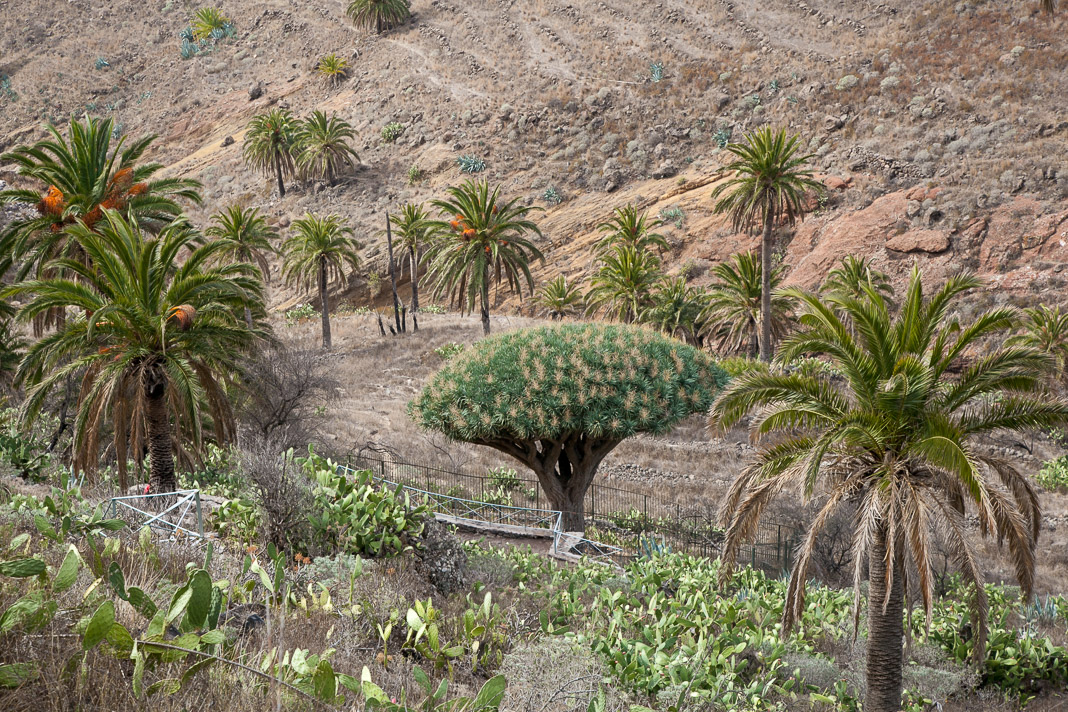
542 185 563 206
420 304 447 315
658 205 685 228
192 7 231 41
716 356 767 378
0 408 52 481
407 164 425 185
285 302 317 324
210 498 261 546
302 451 429 557
1037 456 1068 492
433 342 465 360
488 467 521 491
380 122 405 143
316 53 350 86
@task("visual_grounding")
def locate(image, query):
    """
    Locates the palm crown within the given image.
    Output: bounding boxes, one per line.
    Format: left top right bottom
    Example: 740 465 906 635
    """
710 268 1068 712
701 251 794 356
346 0 411 34
0 116 202 328
425 180 543 334
243 109 298 197
822 255 894 301
586 245 661 324
294 110 360 184
593 204 668 255
1007 304 1068 378
534 274 585 320
7 210 262 492
710 126 821 360
281 213 360 349
205 205 279 282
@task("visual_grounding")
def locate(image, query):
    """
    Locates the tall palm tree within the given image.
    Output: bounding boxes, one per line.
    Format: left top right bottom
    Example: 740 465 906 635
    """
425 180 544 335
346 0 411 34
1007 304 1068 380
281 213 360 349
388 203 434 327
710 126 822 361
702 251 794 357
294 111 360 185
0 116 202 331
593 204 668 256
710 268 1068 712
534 274 585 320
205 205 279 328
243 109 298 198
7 210 263 492
585 245 662 324
641 276 710 346
823 255 894 302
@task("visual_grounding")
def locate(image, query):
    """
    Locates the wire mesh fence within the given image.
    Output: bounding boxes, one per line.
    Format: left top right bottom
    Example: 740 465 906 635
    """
348 454 797 573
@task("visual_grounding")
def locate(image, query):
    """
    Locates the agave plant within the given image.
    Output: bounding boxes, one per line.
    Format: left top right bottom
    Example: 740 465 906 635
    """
346 0 411 34
534 274 584 320
316 53 350 87
294 111 360 185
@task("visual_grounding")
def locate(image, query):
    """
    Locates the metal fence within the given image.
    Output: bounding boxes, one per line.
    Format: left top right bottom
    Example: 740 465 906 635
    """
348 454 796 573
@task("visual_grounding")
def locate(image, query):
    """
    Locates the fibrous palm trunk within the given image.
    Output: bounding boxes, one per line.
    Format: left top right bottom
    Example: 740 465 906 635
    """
275 155 286 198
759 205 774 362
319 257 332 349
480 263 491 335
145 369 176 493
865 529 905 712
409 247 419 332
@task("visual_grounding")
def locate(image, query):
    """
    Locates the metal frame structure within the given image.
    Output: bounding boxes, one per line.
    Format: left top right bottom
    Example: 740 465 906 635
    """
105 489 205 542
337 464 624 565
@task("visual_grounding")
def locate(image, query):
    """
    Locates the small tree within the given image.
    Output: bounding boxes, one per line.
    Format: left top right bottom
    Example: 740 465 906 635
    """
281 213 360 349
243 109 298 198
586 244 662 323
534 274 584 320
424 179 544 335
710 127 821 361
389 203 433 331
410 323 727 531
822 255 894 302
294 111 360 185
702 251 794 357
205 205 278 328
594 204 668 256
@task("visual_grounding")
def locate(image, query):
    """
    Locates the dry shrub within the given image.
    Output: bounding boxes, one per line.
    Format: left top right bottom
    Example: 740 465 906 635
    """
499 636 628 712
240 435 315 553
236 345 338 451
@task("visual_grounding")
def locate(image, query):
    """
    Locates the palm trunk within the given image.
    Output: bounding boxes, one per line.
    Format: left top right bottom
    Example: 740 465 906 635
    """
319 257 331 349
244 306 254 331
386 214 402 333
275 157 286 198
409 247 419 332
748 318 759 358
759 206 774 362
480 263 491 335
145 370 175 493
865 529 905 712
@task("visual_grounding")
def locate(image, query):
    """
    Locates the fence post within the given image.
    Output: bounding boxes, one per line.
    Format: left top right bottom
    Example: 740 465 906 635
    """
195 491 204 540
643 494 648 524
380 461 385 479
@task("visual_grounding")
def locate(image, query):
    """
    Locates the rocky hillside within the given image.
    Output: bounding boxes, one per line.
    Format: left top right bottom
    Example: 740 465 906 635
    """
1 0 1065 307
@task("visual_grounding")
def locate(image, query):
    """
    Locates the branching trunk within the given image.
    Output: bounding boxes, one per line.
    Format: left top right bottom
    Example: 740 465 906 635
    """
759 205 774 362
145 368 175 493
319 257 331 349
865 529 905 712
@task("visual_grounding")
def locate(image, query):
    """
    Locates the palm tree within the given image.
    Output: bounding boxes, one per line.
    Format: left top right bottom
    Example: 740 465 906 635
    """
0 116 202 331
702 251 794 357
710 126 822 361
1041 0 1055 16
7 210 263 492
0 296 22 393
1007 304 1068 379
425 180 544 335
346 0 411 34
586 245 662 323
243 109 298 198
641 276 710 346
593 204 669 256
388 204 434 330
823 255 894 301
205 205 279 328
294 111 360 185
281 213 360 349
535 274 585 320
710 268 1068 712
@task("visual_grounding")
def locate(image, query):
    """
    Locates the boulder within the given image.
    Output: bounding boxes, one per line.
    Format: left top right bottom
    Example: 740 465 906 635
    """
886 229 950 254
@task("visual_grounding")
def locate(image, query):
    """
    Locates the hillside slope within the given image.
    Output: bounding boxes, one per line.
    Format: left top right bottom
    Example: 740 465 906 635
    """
1 0 1066 307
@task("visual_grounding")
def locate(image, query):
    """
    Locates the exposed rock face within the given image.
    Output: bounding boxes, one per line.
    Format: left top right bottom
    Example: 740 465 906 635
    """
886 229 950 254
